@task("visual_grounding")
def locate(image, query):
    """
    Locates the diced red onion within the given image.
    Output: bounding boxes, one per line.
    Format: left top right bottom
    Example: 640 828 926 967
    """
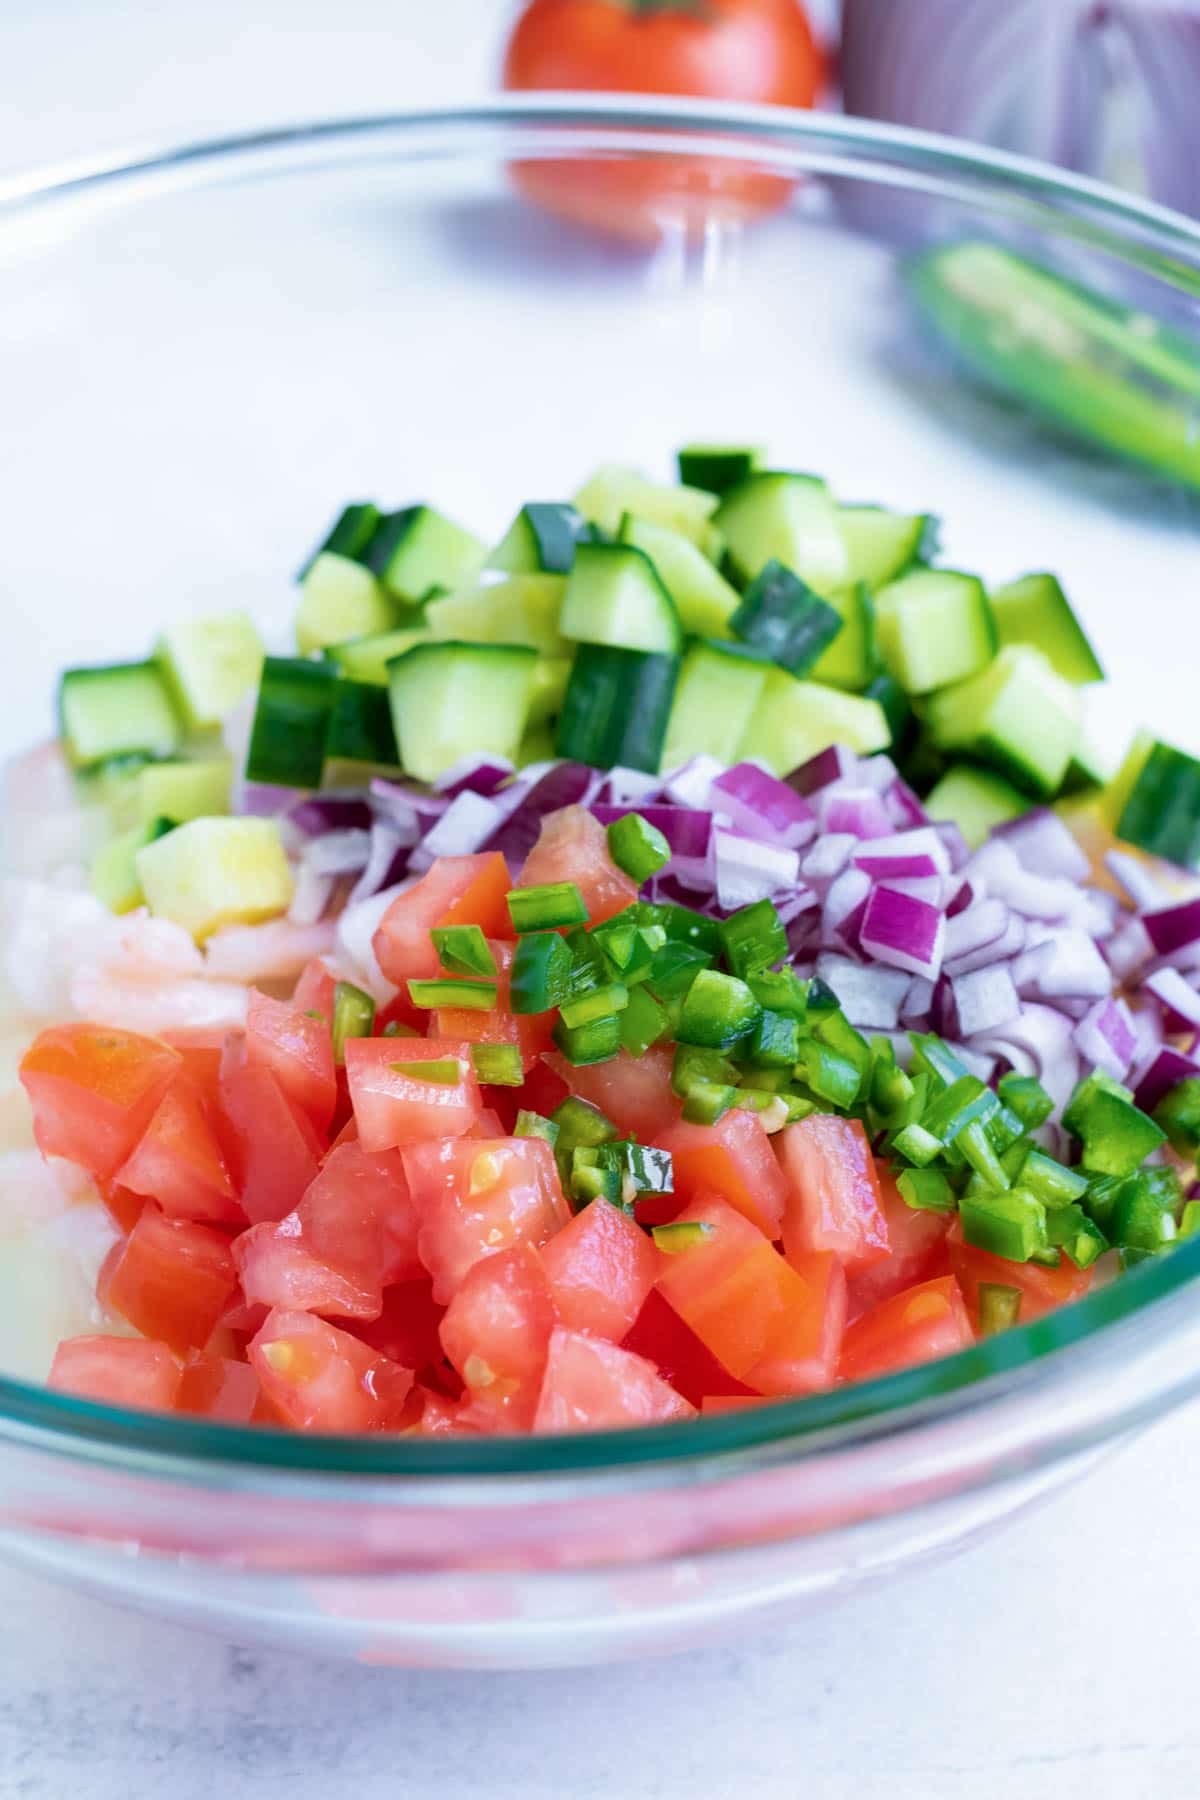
288 863 336 928
662 755 724 810
901 975 935 1026
303 828 373 877
854 836 947 881
859 885 946 980
816 784 895 841
287 793 374 837
967 839 1079 922
1141 895 1200 958
1081 888 1121 941
434 754 515 798
481 762 601 870
408 792 506 872
335 879 416 1004
1014 931 1113 1002
370 777 448 836
944 896 1010 963
1129 1004 1165 1079
970 1004 1080 1111
995 808 1091 883
711 763 817 849
1105 849 1166 912
931 820 970 874
1142 965 1200 1034
944 914 1027 978
883 777 929 831
873 875 949 907
1073 996 1139 1083
822 867 873 953
1105 916 1152 983
786 745 859 797
945 877 975 920
1134 1044 1200 1115
951 963 1022 1037
590 805 713 862
347 823 412 908
950 1041 1000 1086
597 766 664 808
815 952 911 1029
801 833 856 890
239 781 306 822
854 754 900 795
712 830 800 913
774 886 820 929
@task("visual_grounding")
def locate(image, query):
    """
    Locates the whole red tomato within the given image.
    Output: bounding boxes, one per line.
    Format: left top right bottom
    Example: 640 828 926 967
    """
502 0 824 241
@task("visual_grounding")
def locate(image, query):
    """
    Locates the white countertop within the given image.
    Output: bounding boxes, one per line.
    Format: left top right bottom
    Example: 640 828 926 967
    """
3 5 1200 1796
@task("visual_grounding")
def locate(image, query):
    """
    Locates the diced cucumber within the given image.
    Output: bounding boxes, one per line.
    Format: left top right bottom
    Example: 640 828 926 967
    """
527 655 572 727
91 816 176 915
296 502 381 581
426 575 568 656
660 639 775 771
1060 713 1115 795
557 644 680 774
387 642 537 783
619 515 740 639
864 670 913 746
560 542 683 656
325 681 400 770
908 242 1200 493
136 756 234 826
59 662 181 770
573 466 718 548
156 611 264 730
924 764 1027 849
810 583 877 691
736 672 891 776
714 472 849 595
297 553 396 655
836 504 939 588
989 573 1104 684
246 657 339 789
921 645 1082 798
486 503 591 575
730 561 843 677
323 627 431 686
365 506 487 602
136 816 295 940
676 445 764 496
1115 740 1200 867
874 568 996 695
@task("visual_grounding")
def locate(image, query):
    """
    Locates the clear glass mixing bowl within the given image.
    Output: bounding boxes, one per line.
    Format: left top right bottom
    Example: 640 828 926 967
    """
1 97 1199 1668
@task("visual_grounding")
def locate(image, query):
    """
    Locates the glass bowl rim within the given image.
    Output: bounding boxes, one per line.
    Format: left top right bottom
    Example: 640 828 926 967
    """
4 94 1200 1486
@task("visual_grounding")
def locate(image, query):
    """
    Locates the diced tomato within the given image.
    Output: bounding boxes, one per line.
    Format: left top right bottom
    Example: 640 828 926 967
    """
98 1181 146 1236
352 1278 448 1383
440 1245 557 1432
374 988 429 1038
249 1308 414 1432
435 941 557 1069
653 1109 788 1239
622 1287 756 1407
946 1217 1094 1327
245 988 337 1134
49 1335 181 1412
468 1107 508 1138
517 1057 570 1120
99 1204 238 1353
417 1387 478 1436
292 956 338 1021
373 852 513 987
344 1036 481 1152
402 1134 570 1303
234 1140 421 1321
846 1166 952 1320
534 1327 695 1432
700 1395 769 1415
777 1114 890 1276
115 1073 243 1226
654 1192 844 1395
218 1035 324 1224
838 1274 974 1384
546 1044 678 1143
540 1197 659 1342
517 805 638 926
176 1351 263 1422
19 1024 181 1181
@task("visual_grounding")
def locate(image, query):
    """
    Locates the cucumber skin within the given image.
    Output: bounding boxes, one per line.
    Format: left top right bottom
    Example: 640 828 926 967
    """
556 645 680 775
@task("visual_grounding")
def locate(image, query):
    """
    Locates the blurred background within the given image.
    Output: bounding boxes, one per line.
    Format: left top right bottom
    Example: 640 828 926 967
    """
6 2 1196 221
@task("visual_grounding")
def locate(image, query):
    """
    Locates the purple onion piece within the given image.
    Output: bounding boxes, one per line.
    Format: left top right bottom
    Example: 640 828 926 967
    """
711 761 817 849
995 807 1091 882
589 804 714 861
713 829 800 913
597 766 664 808
347 822 413 908
785 744 859 797
1013 931 1113 1002
1142 895 1200 957
817 784 895 841
434 754 516 798
661 754 725 810
1134 1045 1200 1115
1073 997 1139 1083
481 762 600 871
859 885 946 980
1142 966 1200 1034
1104 849 1166 913
815 952 911 1030
950 963 1022 1036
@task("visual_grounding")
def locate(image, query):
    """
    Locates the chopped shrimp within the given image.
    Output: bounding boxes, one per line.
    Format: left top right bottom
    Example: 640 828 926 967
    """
203 917 339 986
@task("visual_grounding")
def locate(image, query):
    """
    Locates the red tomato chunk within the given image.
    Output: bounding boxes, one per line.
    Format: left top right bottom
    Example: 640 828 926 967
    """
20 1024 181 1181
534 1328 695 1432
440 1245 557 1432
249 1309 414 1432
777 1114 890 1277
373 852 513 988
838 1275 974 1385
540 1196 660 1343
344 1037 480 1152
49 1335 181 1411
402 1135 570 1303
655 1109 788 1239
